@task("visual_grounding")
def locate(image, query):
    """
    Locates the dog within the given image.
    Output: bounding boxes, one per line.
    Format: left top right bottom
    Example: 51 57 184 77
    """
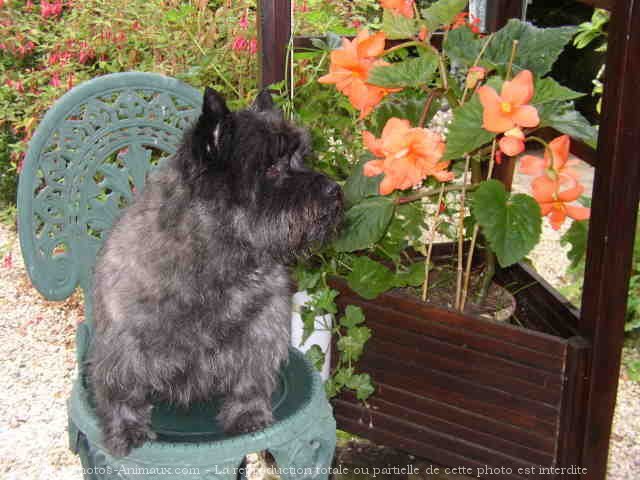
87 87 343 457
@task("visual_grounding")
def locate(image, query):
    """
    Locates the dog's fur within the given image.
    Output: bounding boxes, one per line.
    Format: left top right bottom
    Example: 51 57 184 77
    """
87 88 343 457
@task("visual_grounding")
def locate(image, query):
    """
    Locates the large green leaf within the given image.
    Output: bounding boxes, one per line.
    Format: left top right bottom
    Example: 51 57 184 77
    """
334 197 395 252
484 19 576 76
532 77 585 105
443 95 494 160
340 305 366 329
421 0 468 32
444 26 482 67
371 96 438 136
368 52 439 88
382 9 418 39
538 101 598 148
561 219 589 269
377 202 425 260
347 257 396 299
343 156 383 208
471 180 542 267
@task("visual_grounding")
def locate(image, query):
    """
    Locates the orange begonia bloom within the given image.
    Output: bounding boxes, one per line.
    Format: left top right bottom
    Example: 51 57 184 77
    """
380 0 414 18
519 135 580 183
531 176 590 230
465 66 486 90
318 30 399 119
477 70 540 133
498 127 525 156
361 118 452 195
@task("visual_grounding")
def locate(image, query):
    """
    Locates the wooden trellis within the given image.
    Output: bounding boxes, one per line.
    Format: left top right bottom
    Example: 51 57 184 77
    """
256 1 640 479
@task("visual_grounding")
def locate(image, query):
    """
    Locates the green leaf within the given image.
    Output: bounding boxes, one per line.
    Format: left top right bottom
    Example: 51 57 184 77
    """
346 373 375 400
337 325 372 361
368 52 439 88
340 305 366 329
325 377 341 397
421 0 468 32
305 344 326 372
382 9 418 39
485 19 577 76
394 262 426 287
371 97 436 136
347 257 396 299
333 366 354 387
377 202 425 260
561 219 589 269
532 77 585 105
471 180 542 267
343 156 383 208
443 95 494 160
301 307 317 345
314 288 339 314
538 102 598 149
334 197 395 252
294 265 321 291
444 26 482 67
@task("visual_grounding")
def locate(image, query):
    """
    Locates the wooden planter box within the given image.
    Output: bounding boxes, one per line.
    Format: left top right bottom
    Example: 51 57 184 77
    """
329 246 590 480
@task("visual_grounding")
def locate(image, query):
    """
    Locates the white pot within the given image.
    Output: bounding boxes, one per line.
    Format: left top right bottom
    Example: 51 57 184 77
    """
290 291 333 381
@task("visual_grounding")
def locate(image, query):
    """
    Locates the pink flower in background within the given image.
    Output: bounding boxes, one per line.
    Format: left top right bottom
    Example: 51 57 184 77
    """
25 1 34 11
231 35 249 52
249 38 257 54
3 253 13 269
239 10 249 29
6 79 25 92
41 0 63 18
50 73 61 88
132 21 141 31
351 20 362 29
77 41 95 64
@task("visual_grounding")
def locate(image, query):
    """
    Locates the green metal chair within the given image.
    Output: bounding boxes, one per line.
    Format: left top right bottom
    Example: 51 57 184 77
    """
17 72 336 480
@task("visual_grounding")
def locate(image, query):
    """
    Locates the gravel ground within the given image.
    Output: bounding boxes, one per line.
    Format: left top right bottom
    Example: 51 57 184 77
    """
1 165 638 480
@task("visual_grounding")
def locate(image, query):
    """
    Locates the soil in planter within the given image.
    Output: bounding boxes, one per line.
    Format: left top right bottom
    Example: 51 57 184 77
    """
400 265 516 323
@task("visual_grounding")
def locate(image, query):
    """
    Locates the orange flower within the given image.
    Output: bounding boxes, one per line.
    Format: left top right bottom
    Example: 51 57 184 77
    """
519 135 580 183
380 0 414 18
498 127 525 156
449 12 481 34
531 176 590 230
318 30 399 119
465 66 486 90
477 70 540 133
362 118 451 195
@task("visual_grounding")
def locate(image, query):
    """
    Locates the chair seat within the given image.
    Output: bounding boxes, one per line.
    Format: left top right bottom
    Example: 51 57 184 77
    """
68 347 336 480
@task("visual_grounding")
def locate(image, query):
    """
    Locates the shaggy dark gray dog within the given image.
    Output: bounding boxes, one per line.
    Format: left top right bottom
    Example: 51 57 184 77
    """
87 88 343 457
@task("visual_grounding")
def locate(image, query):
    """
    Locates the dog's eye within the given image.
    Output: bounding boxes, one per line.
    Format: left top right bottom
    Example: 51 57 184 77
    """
266 164 281 178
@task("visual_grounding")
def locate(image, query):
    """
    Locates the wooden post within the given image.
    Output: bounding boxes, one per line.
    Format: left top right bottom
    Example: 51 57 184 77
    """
579 0 640 478
257 0 291 89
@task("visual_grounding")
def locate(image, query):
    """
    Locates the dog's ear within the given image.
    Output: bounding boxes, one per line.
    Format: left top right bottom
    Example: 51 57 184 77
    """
251 89 275 111
202 87 230 119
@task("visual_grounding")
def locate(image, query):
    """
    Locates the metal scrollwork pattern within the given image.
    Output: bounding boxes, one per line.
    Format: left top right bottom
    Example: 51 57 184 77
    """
18 73 202 300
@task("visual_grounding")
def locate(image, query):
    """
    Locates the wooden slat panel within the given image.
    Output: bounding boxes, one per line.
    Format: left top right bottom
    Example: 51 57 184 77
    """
367 320 564 389
336 415 529 480
335 292 565 372
340 384 556 454
331 278 568 358
338 393 554 464
367 335 563 404
336 402 551 479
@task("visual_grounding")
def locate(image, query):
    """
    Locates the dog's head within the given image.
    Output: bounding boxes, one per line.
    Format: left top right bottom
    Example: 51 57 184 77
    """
184 87 343 259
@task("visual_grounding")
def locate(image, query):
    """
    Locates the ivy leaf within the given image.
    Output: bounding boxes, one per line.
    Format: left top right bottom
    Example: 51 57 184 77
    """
561 219 589 269
340 305 366 329
368 52 439 88
538 101 598 149
314 288 339 314
394 262 426 287
333 366 354 387
378 202 425 261
421 0 468 32
294 265 321 291
471 180 542 267
532 77 585 105
305 344 326 373
301 307 317 345
334 197 395 252
485 19 576 76
382 9 418 39
343 156 383 208
443 95 494 160
337 325 372 361
325 377 341 397
346 373 375 400
347 257 396 299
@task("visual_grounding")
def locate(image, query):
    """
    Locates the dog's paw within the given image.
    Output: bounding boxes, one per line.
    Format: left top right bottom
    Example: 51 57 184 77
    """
225 408 274 435
104 426 156 457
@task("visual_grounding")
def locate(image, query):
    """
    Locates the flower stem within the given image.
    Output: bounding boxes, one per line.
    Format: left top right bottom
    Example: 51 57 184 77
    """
455 155 471 310
418 89 441 128
394 183 477 205
506 40 519 80
422 183 446 302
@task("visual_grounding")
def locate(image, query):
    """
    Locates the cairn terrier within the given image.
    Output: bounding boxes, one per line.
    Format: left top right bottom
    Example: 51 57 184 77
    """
87 87 343 457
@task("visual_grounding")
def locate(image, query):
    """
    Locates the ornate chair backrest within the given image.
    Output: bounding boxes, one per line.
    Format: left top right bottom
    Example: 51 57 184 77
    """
17 72 202 366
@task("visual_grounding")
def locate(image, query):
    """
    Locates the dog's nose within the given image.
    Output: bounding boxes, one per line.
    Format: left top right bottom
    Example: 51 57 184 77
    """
325 182 341 197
